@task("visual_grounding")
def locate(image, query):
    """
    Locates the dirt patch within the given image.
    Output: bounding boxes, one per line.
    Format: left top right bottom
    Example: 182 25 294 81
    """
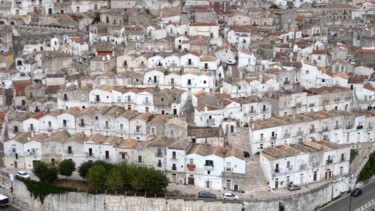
54 179 88 191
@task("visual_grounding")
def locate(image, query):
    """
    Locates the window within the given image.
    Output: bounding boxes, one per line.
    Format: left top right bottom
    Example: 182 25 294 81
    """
205 160 213 166
89 148 92 156
138 156 142 163
96 63 100 71
120 124 123 130
188 79 191 85
136 126 140 133
63 120 67 127
68 146 72 154
172 151 176 159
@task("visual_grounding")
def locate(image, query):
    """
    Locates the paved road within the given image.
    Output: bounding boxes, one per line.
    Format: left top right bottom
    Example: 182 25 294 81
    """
320 181 375 211
7 205 22 211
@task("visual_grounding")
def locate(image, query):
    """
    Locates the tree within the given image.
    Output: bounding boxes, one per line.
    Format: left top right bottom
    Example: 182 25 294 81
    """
94 160 114 172
132 167 169 193
78 160 94 179
86 165 107 189
105 167 124 191
58 159 76 179
269 4 280 9
32 162 58 183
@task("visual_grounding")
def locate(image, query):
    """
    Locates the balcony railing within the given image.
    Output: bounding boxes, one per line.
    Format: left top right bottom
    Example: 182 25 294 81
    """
322 127 329 132
334 98 340 102
172 166 177 171
297 131 303 136
295 102 302 106
284 133 290 138
357 125 363 130
79 123 85 127
155 153 163 157
326 159 333 164
204 164 214 170
346 124 353 129
323 100 329 104
66 150 73 154
309 103 315 107
310 128 315 133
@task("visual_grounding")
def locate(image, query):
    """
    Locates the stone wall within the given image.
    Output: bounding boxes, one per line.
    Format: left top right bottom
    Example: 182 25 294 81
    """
0 171 351 211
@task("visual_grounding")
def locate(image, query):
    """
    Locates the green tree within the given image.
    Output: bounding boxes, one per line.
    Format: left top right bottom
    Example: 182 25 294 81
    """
32 162 58 183
94 160 114 172
105 167 124 191
132 167 169 193
269 4 280 9
87 165 107 189
78 160 94 179
122 164 138 187
58 159 76 179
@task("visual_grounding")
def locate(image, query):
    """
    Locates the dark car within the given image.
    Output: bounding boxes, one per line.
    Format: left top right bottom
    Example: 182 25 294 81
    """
351 188 362 197
198 191 217 199
243 151 250 158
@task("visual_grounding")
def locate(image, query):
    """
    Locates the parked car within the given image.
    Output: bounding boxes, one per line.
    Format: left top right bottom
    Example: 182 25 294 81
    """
226 59 236 65
16 171 30 179
198 191 217 199
0 194 9 208
222 193 239 200
288 184 301 191
243 151 250 158
351 188 362 197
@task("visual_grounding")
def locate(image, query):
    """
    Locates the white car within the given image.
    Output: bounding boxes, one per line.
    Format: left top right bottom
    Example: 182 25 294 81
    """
222 193 239 200
226 60 236 65
16 171 30 179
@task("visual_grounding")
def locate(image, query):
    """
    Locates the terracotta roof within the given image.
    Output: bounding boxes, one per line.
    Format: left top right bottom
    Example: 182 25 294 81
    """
358 49 375 53
189 23 218 26
168 139 190 150
119 139 137 149
188 126 224 138
31 111 45 119
195 104 221 112
332 72 348 79
348 75 366 84
312 49 330 54
240 49 253 56
13 80 32 96
200 55 218 61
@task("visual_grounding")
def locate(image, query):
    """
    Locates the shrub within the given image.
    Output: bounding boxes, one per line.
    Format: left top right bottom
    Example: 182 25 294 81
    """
58 159 76 179
17 177 77 203
32 162 58 183
358 151 375 182
87 165 107 189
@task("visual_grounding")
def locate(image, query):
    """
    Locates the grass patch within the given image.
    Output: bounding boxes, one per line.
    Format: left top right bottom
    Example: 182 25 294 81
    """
358 151 375 182
17 177 77 203
350 149 358 163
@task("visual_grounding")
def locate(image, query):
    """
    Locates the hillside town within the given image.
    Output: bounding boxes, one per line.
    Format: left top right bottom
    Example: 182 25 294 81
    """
1 0 375 209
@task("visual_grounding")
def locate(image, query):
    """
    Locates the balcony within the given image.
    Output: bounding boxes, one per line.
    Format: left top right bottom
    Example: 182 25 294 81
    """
322 127 329 132
187 164 195 171
326 159 333 164
295 102 302 106
334 98 340 103
86 152 94 157
323 100 329 104
66 150 73 154
346 124 353 129
155 153 163 157
334 125 340 130
142 101 151 105
309 103 315 107
284 133 290 138
79 123 85 127
345 96 351 101
310 128 315 133
357 125 363 130
297 131 303 136
204 164 214 170
172 166 177 171
261 108 268 113
207 119 215 126
271 136 277 140
171 156 177 160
